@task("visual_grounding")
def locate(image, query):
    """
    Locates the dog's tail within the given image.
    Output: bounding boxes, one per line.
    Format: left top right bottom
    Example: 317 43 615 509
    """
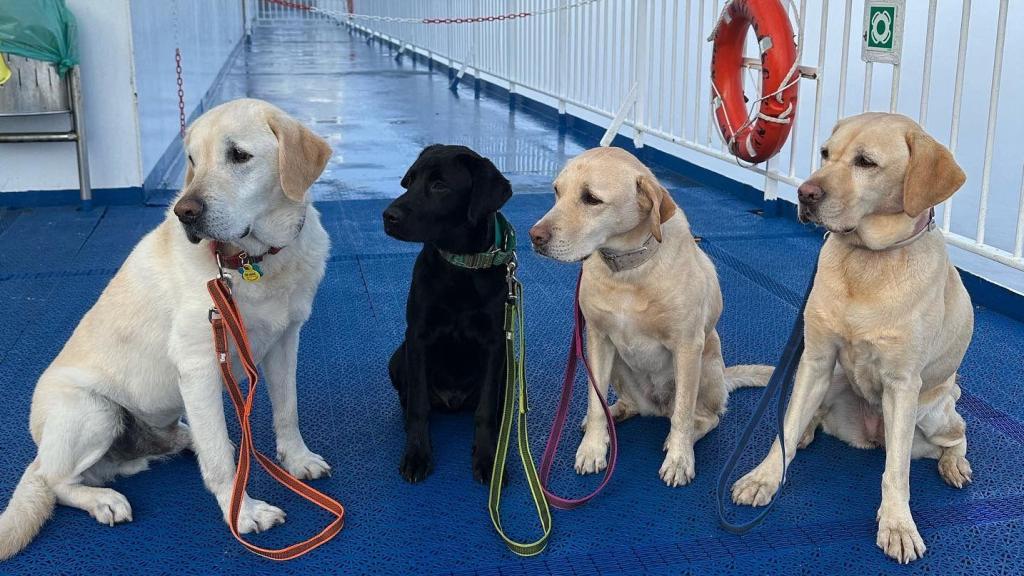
0 459 55 561
725 365 774 391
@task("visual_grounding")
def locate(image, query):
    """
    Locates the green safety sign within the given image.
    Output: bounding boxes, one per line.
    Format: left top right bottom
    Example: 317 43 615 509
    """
862 1 903 65
867 6 896 51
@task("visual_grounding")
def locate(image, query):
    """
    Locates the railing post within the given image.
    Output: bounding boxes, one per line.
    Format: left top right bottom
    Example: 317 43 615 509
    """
556 0 570 116
450 44 475 92
601 82 639 147
632 0 649 148
507 0 517 103
976 0 1008 246
942 0 971 233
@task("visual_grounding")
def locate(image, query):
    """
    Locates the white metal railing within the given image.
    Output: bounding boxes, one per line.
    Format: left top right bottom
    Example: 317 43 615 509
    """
255 0 1024 275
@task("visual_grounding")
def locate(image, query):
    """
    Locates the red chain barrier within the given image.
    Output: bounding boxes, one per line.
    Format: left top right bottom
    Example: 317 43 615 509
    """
267 0 313 11
422 12 531 24
175 48 186 138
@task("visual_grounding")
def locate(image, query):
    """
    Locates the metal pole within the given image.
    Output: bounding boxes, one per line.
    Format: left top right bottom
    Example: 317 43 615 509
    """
69 66 92 209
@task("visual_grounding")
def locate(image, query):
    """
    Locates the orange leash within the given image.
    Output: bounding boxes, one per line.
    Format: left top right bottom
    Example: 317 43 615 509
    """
207 277 345 560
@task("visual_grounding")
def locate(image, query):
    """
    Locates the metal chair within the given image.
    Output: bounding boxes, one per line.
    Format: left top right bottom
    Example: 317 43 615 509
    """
0 54 91 207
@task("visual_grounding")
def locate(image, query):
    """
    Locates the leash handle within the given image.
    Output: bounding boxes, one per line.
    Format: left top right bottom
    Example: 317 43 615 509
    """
488 272 553 556
208 278 345 561
538 271 618 509
715 262 816 534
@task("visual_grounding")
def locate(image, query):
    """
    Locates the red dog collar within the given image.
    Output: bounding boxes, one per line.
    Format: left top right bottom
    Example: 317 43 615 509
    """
210 241 283 269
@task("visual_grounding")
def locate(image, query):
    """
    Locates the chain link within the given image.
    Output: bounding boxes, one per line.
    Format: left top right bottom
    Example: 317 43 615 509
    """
261 0 602 25
175 48 186 138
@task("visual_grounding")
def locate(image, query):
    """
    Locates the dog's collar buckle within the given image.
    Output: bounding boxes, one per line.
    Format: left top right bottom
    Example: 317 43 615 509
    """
599 234 661 273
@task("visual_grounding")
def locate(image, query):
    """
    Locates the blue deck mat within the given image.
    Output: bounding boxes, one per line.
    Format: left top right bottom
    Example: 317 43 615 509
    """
1 21 1023 576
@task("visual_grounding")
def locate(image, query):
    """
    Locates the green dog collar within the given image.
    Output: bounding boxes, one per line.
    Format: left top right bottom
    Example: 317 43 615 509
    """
438 213 516 269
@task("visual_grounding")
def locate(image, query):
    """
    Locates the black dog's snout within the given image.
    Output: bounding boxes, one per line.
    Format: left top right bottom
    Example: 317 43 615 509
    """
383 206 403 226
173 196 206 224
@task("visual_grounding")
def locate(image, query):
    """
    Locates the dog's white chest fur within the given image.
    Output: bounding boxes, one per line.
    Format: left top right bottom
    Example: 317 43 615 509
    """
584 293 676 415
836 339 887 404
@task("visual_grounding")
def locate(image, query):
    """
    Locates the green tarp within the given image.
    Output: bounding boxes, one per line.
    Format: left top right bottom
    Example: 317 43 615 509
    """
0 0 78 76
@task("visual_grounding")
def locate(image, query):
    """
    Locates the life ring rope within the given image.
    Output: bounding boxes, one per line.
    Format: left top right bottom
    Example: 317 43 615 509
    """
710 0 803 165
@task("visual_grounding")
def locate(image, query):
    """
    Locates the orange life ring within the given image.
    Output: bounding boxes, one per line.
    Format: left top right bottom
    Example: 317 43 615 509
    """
710 0 799 163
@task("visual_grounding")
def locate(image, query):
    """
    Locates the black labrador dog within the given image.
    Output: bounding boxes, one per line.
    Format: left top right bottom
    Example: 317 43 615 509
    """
383 145 512 483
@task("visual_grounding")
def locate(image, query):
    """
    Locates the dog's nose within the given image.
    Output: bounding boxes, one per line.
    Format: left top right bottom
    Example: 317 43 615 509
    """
173 196 206 224
797 182 824 205
383 207 403 226
529 223 550 246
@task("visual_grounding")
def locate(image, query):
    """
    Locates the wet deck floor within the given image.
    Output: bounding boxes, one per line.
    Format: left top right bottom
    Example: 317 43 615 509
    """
1 21 1023 576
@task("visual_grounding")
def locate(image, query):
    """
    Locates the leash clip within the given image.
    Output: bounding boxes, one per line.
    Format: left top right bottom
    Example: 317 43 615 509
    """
506 257 519 302
213 252 234 293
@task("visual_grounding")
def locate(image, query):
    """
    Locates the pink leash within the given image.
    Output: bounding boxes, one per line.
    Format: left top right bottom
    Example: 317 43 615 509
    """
538 271 618 509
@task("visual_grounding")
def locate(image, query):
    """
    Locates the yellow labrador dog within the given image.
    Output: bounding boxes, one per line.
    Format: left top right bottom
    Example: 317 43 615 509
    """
530 147 772 487
0 99 332 559
731 113 972 563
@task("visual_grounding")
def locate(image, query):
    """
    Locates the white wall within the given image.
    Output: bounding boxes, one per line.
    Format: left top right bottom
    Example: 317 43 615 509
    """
131 0 248 180
0 0 248 195
0 0 140 193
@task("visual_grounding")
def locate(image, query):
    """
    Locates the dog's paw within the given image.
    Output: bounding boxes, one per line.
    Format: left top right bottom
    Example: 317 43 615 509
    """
87 488 133 527
172 421 193 453
610 401 638 423
877 506 926 564
472 442 499 485
731 465 781 507
938 452 972 488
798 426 817 449
659 447 696 487
574 435 609 475
400 442 434 483
232 496 286 534
280 449 332 480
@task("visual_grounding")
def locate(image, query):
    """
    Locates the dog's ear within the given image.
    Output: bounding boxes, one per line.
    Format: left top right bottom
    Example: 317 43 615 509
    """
401 144 444 189
267 113 332 202
463 153 512 225
902 129 965 217
637 174 677 242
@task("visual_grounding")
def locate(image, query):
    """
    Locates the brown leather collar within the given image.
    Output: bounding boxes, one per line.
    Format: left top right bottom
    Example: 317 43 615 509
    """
210 241 282 269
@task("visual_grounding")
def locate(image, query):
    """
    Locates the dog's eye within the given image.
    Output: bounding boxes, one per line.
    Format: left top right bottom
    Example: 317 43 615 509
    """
581 190 603 206
820 148 829 160
429 181 448 194
229 146 252 164
188 154 195 166
854 154 877 168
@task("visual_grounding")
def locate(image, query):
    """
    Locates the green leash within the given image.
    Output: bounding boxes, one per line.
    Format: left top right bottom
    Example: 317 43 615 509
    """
489 258 553 556
438 213 552 555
